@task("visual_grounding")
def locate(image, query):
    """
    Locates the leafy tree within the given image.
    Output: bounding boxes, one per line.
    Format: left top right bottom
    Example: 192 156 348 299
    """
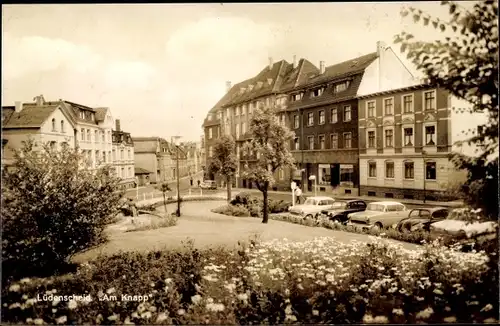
157 182 172 215
1 140 123 281
208 135 238 202
241 104 295 223
394 0 498 219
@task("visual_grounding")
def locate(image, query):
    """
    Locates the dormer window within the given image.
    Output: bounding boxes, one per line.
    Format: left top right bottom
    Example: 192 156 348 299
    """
52 118 56 131
310 87 325 98
291 93 303 102
207 114 213 121
267 78 273 85
248 85 254 91
334 81 350 93
257 81 263 89
80 111 85 119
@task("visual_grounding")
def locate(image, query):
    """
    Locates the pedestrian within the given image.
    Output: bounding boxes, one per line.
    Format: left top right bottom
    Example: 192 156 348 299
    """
295 185 303 204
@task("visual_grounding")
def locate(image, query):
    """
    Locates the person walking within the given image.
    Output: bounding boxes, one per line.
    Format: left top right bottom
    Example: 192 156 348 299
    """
190 176 193 187
295 185 303 204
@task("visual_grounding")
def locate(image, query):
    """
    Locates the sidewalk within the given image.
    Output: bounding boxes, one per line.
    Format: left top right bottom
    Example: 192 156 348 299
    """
231 187 464 208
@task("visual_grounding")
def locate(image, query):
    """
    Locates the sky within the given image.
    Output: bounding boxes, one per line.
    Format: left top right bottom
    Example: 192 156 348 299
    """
2 2 476 141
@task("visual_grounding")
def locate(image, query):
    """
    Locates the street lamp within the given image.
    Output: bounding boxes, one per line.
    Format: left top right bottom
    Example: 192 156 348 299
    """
309 175 317 197
173 136 182 217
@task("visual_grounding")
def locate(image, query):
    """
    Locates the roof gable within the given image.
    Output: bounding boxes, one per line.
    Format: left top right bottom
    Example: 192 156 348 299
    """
3 105 62 129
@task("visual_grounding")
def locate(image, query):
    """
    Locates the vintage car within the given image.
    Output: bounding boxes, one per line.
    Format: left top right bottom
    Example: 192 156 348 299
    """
288 196 336 219
396 207 450 232
318 200 367 224
200 180 217 190
346 201 408 231
430 208 498 239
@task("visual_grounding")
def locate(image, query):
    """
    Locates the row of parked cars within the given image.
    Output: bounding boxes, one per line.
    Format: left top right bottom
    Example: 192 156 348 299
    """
287 196 497 240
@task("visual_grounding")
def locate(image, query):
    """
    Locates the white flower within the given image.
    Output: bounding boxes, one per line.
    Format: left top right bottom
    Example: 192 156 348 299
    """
156 312 168 323
237 293 248 301
392 308 404 316
206 303 225 312
177 309 186 315
107 313 119 321
443 316 457 323
67 300 78 310
374 316 389 324
481 304 493 312
141 311 152 319
106 287 116 294
363 314 374 323
34 318 44 325
416 307 434 319
9 284 20 292
433 288 444 295
56 316 67 324
191 294 202 304
312 309 319 316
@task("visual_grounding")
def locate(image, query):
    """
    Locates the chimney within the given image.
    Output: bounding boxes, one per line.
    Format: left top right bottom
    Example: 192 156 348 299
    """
268 57 273 70
320 61 326 74
225 81 232 93
115 119 121 132
34 94 45 106
293 55 297 69
15 101 22 113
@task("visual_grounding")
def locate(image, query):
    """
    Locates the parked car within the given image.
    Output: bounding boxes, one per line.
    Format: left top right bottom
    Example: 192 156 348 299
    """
319 200 367 224
200 180 217 190
346 201 408 231
430 207 498 239
288 196 336 219
396 207 450 233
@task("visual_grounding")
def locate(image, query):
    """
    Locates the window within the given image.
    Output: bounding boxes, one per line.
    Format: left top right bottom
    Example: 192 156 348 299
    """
208 128 213 139
367 101 375 118
424 91 436 111
112 149 116 161
384 98 393 115
319 135 325 149
404 161 414 179
308 136 314 150
121 167 125 178
343 132 352 148
120 149 124 160
278 168 284 180
426 162 437 180
81 128 85 141
385 129 394 147
307 112 314 126
343 106 351 121
294 138 300 150
294 115 299 129
128 149 131 159
236 124 240 138
87 129 90 141
385 161 395 178
368 131 375 148
334 81 349 93
208 146 213 158
235 107 240 116
280 115 285 126
128 167 132 178
95 130 99 143
330 134 338 149
292 93 303 102
319 110 325 124
425 126 436 145
402 127 413 146
236 145 240 158
242 122 247 134
52 118 56 131
403 94 413 113
368 162 377 177
60 120 65 133
330 108 338 123
50 141 56 150
242 104 247 115
311 88 324 98
102 151 106 163
101 131 105 142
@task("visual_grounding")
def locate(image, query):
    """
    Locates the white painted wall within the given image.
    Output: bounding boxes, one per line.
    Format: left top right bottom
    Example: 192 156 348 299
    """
357 44 417 97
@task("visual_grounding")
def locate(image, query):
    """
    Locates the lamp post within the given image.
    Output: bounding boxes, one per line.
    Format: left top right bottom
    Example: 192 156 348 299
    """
135 176 139 200
172 136 182 217
309 175 317 197
422 150 427 203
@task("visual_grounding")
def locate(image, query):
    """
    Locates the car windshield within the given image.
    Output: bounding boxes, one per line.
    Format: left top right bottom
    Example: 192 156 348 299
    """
304 199 317 205
330 202 346 209
366 203 386 212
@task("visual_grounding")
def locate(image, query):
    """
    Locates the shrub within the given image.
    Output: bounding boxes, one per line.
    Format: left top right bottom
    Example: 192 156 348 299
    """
136 195 225 210
125 215 178 232
1 237 497 324
1 141 123 282
212 204 251 217
230 192 252 206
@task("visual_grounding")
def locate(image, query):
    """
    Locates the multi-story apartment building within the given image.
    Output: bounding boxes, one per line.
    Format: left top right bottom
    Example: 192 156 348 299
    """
2 95 115 171
112 119 135 189
287 42 416 195
203 41 417 193
2 100 76 169
180 141 201 177
133 137 188 184
203 56 318 189
358 83 485 200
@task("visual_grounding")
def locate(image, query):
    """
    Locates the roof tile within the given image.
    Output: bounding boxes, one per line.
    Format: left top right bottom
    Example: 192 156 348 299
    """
3 105 60 129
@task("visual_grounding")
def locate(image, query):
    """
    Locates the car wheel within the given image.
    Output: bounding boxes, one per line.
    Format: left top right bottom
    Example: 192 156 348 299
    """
305 214 313 220
331 217 342 224
401 224 411 233
372 223 383 234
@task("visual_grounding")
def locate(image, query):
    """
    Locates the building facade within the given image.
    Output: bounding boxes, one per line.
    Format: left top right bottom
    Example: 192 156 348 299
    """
203 41 416 193
112 119 135 189
357 83 481 200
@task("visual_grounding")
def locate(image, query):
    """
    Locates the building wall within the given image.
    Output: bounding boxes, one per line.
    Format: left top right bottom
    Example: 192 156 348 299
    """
134 152 158 183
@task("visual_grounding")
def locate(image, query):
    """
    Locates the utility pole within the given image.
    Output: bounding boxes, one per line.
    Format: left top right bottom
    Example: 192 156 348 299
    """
176 144 180 216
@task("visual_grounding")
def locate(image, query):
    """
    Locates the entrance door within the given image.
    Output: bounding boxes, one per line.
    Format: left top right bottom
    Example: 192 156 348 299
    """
330 164 340 187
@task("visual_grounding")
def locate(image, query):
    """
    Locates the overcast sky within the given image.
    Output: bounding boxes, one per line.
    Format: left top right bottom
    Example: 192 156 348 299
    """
2 2 475 141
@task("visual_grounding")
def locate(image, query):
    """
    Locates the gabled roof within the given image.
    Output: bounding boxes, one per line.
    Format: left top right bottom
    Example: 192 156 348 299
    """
296 52 378 91
95 107 108 122
3 105 61 129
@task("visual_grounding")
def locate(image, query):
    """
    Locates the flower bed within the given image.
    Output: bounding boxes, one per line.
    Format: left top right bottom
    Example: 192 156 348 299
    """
2 237 497 324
